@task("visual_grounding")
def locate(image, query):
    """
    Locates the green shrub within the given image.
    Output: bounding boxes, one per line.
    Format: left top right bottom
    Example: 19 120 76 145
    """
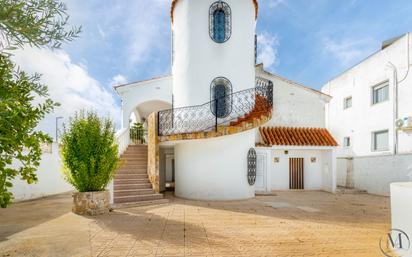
130 122 145 144
61 110 120 192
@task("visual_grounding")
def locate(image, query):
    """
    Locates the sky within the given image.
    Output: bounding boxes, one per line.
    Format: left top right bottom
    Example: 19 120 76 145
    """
11 0 412 135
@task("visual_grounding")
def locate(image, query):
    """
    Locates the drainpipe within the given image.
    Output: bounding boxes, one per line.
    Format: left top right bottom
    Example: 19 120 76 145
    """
386 33 410 155
386 62 398 155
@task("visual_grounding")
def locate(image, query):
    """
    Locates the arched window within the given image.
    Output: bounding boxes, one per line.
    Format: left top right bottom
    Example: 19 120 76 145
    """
211 77 232 118
209 1 231 43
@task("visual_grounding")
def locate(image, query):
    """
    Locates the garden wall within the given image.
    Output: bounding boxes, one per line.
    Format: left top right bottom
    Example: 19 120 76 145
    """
338 154 412 196
10 143 72 201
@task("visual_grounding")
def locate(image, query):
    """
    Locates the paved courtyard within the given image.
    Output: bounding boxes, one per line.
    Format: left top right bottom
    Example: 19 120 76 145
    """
0 191 390 257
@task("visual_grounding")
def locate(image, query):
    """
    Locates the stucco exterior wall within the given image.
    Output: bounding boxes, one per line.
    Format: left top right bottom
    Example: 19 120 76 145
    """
257 147 336 193
10 143 72 201
322 33 412 157
256 66 329 128
174 129 255 200
172 0 256 108
351 154 412 196
115 76 173 129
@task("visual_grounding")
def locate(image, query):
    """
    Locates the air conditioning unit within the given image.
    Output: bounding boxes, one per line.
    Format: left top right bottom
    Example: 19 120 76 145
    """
396 117 412 131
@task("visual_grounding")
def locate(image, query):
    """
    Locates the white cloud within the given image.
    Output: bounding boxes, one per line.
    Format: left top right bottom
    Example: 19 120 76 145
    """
322 37 376 65
268 0 286 8
12 47 121 136
110 74 128 87
257 32 280 70
65 0 170 71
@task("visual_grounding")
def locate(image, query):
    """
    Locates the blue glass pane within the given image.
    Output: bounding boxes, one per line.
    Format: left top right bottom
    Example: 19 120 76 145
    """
214 84 228 118
213 10 225 43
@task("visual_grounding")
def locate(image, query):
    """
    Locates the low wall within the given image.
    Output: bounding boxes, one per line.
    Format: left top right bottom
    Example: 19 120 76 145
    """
340 154 412 196
10 143 72 201
390 182 412 256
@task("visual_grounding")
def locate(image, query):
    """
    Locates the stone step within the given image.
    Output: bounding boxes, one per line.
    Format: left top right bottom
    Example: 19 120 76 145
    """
113 193 164 204
127 145 148 148
121 155 148 160
336 186 367 194
114 173 148 179
114 178 150 185
122 151 147 155
114 183 152 190
122 152 147 156
122 162 147 166
123 149 147 153
111 199 169 209
118 164 147 169
122 160 147 165
120 165 147 170
114 189 155 197
116 169 147 175
123 147 147 151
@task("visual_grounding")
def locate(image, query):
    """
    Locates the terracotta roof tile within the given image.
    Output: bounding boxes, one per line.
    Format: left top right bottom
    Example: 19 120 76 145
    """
259 127 338 147
171 0 258 23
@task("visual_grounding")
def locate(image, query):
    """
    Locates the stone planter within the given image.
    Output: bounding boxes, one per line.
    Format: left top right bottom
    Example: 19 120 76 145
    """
72 191 110 216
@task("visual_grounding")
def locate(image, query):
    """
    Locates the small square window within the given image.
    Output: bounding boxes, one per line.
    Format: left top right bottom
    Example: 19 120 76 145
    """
372 130 389 151
372 82 389 105
343 137 351 147
274 157 280 163
344 96 352 109
311 157 317 163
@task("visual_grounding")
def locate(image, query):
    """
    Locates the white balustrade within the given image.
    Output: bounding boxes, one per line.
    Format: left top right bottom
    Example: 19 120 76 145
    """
116 127 130 156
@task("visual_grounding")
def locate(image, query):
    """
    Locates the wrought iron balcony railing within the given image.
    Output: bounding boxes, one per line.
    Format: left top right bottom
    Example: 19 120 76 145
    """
158 77 273 136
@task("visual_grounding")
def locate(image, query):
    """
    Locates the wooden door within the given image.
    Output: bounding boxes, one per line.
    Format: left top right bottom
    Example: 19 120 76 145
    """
289 158 304 189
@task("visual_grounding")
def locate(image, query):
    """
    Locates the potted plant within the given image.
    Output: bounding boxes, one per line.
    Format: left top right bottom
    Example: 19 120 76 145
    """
130 122 146 144
60 110 120 215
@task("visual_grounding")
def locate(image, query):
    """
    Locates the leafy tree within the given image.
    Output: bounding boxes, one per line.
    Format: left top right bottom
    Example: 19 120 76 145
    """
0 0 81 52
60 111 120 192
0 0 80 207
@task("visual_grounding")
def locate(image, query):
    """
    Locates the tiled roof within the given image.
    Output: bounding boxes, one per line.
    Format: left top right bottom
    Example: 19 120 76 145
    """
259 127 338 147
171 0 258 23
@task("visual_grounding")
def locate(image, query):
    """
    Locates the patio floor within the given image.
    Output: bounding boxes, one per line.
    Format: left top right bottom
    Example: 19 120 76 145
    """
0 191 390 257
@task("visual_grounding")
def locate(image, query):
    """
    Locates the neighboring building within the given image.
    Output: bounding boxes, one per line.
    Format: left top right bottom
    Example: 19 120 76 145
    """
113 0 337 205
322 33 412 195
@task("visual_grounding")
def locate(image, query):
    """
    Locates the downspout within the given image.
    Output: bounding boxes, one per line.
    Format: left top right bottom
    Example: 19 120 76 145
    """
386 62 398 155
386 33 410 155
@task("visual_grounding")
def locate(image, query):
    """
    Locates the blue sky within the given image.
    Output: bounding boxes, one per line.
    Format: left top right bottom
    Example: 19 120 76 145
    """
63 0 412 88
13 0 412 132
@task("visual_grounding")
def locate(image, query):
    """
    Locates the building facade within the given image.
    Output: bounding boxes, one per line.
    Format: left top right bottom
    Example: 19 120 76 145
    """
113 0 337 205
322 33 412 195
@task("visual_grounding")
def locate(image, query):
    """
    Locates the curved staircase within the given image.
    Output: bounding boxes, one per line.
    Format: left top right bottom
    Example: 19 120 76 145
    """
112 78 273 207
158 78 273 139
112 145 168 208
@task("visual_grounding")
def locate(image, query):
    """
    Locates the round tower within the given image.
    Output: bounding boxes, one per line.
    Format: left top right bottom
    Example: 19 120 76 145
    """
169 0 261 201
172 0 258 108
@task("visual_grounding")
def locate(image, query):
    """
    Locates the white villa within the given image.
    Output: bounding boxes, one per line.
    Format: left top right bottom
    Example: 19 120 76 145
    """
112 0 338 205
10 0 411 206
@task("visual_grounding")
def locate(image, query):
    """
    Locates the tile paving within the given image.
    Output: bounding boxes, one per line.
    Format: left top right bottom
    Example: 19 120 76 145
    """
0 191 390 257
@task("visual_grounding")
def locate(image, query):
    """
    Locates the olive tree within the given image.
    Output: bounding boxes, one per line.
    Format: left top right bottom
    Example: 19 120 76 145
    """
0 0 80 207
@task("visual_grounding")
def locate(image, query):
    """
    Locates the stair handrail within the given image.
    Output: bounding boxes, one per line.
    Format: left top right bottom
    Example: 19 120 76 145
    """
158 77 273 136
116 127 130 156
